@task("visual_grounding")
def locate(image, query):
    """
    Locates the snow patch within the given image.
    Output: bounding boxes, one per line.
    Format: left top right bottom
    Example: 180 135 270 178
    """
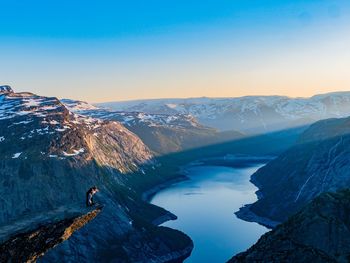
62 148 85 157
12 152 22 159
166 103 178 109
49 120 59 125
23 98 42 107
13 120 33 125
55 128 67 132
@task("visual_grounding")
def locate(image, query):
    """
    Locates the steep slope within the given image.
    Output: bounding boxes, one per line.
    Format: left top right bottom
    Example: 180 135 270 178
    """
97 92 350 133
63 99 244 155
0 86 192 262
238 115 350 225
0 85 152 224
230 190 350 263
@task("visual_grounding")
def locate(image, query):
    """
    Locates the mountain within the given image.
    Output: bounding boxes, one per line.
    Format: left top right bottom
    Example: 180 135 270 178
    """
0 87 152 176
230 190 350 263
63 99 244 155
237 115 350 226
97 92 350 133
0 86 193 262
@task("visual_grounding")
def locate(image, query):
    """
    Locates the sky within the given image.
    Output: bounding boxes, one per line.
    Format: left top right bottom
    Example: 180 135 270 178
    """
0 0 349 102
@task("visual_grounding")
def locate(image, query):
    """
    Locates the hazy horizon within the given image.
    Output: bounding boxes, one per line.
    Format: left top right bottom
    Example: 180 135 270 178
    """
4 84 350 104
94 90 350 104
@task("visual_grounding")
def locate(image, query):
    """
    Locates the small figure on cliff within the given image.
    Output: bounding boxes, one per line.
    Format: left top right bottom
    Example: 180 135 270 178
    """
86 186 99 207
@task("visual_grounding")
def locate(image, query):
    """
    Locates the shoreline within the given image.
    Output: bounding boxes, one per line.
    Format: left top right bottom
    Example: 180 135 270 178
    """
144 154 276 228
141 172 194 262
234 163 281 229
235 204 280 229
142 175 189 203
142 174 189 226
142 155 275 262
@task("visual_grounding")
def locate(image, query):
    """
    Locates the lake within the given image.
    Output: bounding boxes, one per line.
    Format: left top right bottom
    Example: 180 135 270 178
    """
150 162 268 262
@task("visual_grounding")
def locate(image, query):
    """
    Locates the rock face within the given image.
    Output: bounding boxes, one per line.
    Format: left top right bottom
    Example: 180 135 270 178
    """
239 116 350 224
97 92 350 133
0 87 152 224
229 190 350 263
63 99 244 155
0 207 102 263
0 86 193 262
112 226 194 263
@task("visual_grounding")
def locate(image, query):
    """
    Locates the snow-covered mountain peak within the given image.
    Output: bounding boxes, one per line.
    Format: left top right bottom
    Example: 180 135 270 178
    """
62 99 204 130
61 98 98 111
0 89 153 171
59 98 247 155
97 92 350 133
0 85 13 94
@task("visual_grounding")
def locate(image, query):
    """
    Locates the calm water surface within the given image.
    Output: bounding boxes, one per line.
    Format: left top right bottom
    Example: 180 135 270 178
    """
150 164 268 263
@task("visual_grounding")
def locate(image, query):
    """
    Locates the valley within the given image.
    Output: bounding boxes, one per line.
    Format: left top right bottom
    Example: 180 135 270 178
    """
3 2 349 262
1 85 350 262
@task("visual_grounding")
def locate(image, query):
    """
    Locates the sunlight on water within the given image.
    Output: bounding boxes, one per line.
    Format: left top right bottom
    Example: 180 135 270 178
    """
151 164 268 263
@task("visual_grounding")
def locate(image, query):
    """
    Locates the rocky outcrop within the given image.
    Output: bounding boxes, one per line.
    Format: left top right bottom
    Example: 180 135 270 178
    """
0 87 153 224
230 190 350 263
239 116 350 223
0 207 101 263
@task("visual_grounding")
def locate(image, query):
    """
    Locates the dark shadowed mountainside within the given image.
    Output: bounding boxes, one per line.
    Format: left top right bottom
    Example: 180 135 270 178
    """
238 116 350 224
230 190 350 263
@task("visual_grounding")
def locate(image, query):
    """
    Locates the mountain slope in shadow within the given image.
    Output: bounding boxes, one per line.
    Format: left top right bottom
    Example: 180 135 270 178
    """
229 189 350 263
242 116 350 224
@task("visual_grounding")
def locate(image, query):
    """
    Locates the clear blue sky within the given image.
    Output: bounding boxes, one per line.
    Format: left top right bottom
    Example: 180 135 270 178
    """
1 0 349 102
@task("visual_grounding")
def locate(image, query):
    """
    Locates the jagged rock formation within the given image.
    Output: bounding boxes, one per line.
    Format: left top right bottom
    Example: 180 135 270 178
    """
63 99 244 155
0 86 193 262
0 87 152 224
237 116 350 225
229 190 350 263
0 207 101 263
97 92 350 133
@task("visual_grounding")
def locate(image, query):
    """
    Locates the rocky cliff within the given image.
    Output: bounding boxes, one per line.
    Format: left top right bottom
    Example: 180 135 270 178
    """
0 86 193 262
230 190 350 263
237 116 350 224
0 85 152 224
0 207 101 262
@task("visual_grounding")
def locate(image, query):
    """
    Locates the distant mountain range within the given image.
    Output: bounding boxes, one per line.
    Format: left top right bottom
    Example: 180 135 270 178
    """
97 92 350 133
63 99 244 155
